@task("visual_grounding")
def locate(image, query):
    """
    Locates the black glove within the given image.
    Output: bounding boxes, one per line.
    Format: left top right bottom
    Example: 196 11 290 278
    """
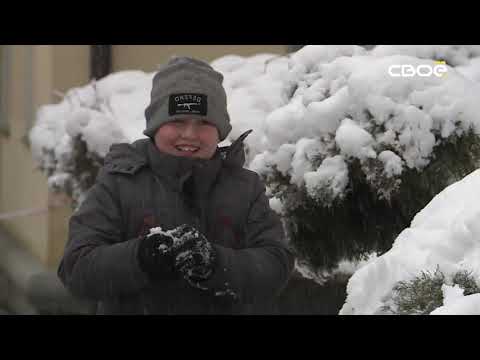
170 226 239 300
168 224 217 289
137 231 178 280
137 224 216 286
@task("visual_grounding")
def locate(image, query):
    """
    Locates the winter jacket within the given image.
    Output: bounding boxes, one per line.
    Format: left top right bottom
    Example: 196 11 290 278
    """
58 132 295 314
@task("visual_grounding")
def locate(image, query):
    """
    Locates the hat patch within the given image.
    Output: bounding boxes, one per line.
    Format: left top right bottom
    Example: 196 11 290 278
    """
169 93 208 116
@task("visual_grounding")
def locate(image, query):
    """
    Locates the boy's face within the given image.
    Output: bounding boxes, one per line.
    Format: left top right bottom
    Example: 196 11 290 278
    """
154 118 220 159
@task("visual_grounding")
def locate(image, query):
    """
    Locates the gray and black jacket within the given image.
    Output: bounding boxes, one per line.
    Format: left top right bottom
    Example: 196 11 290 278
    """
58 132 294 314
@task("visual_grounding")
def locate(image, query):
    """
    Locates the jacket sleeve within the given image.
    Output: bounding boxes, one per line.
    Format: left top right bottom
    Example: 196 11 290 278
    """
57 169 149 301
203 174 295 305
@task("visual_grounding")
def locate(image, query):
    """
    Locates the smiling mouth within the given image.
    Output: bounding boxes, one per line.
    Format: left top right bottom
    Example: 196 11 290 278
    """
175 145 200 153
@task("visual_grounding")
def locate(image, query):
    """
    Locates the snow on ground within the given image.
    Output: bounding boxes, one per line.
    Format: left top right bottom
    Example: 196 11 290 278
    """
430 293 480 315
340 168 480 315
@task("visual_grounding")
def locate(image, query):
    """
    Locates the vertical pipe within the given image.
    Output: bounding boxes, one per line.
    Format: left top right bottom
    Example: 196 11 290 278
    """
90 45 112 80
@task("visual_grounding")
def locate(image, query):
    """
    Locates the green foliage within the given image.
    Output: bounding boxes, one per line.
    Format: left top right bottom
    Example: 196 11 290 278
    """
276 130 480 274
383 268 480 315
386 268 446 315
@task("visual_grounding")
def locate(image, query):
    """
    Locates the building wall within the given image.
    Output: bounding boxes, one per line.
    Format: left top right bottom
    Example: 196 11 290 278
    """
0 45 90 268
46 46 90 269
0 45 49 265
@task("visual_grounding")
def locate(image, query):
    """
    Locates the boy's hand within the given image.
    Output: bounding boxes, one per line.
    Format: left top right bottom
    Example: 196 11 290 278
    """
138 224 216 286
170 225 216 287
137 232 177 280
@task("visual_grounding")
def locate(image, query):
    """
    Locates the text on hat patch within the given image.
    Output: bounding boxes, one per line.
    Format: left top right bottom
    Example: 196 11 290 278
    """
169 93 208 116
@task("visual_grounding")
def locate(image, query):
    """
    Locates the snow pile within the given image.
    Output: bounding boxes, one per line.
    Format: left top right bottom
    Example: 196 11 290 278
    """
431 290 480 315
340 168 480 315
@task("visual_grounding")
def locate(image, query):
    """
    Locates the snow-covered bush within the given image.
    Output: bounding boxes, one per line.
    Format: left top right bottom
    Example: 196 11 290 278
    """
216 45 480 275
30 45 480 284
340 168 480 315
30 71 153 207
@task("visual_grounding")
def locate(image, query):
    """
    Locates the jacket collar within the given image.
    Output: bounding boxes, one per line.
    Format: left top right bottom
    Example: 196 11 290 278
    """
103 129 253 181
146 140 222 192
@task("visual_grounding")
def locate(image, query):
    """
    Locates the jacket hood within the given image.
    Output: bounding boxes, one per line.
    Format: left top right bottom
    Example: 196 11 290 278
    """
218 129 252 168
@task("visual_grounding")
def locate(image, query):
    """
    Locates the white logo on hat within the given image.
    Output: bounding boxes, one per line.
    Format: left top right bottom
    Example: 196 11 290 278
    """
177 103 199 110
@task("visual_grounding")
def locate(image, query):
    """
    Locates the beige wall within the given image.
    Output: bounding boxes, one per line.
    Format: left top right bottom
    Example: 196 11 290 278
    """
47 45 90 269
51 45 91 94
112 45 287 72
0 45 89 268
0 46 49 264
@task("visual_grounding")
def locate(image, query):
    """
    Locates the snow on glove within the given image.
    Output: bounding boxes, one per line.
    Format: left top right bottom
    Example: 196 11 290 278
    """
138 224 216 287
167 225 239 300
165 224 217 290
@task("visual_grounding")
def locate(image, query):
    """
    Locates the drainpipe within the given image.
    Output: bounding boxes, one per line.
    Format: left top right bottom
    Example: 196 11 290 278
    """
90 45 112 80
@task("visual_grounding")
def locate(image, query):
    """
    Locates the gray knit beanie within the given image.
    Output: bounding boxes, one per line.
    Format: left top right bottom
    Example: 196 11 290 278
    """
144 56 232 141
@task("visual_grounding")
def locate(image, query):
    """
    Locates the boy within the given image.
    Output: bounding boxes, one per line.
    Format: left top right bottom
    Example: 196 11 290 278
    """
58 56 294 314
